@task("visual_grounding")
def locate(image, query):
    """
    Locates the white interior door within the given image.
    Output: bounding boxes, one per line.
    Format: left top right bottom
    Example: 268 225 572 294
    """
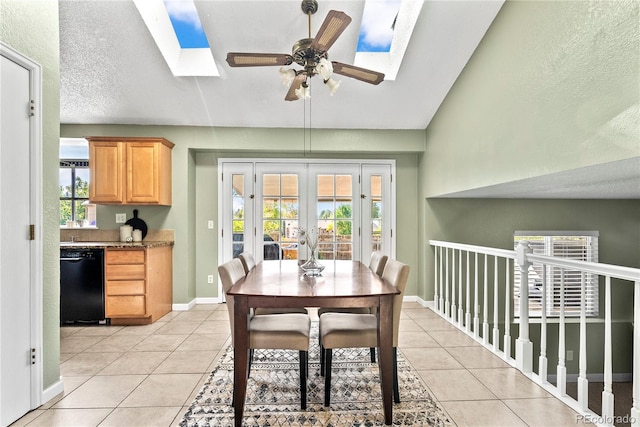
0 50 35 426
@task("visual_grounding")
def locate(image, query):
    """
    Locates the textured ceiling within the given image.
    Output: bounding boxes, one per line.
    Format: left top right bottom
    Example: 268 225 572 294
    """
59 0 503 129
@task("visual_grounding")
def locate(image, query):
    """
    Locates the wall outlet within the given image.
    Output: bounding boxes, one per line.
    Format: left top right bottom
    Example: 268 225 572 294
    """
567 350 574 361
207 274 214 284
115 213 126 223
207 220 214 229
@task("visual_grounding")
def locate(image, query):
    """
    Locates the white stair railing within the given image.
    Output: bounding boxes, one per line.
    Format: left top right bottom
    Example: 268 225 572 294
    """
429 239 640 426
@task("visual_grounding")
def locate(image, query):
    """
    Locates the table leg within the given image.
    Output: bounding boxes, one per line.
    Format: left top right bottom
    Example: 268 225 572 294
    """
233 297 249 427
378 295 394 425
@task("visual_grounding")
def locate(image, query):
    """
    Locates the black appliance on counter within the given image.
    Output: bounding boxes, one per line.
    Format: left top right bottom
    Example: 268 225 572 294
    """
60 248 105 324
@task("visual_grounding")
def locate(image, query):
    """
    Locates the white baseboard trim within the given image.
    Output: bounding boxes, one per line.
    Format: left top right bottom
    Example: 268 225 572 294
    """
172 297 221 311
41 377 64 407
402 295 432 308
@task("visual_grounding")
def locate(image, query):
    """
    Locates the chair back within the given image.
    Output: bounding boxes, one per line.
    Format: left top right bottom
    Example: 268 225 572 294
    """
381 259 410 347
368 251 388 277
218 258 246 342
238 252 256 275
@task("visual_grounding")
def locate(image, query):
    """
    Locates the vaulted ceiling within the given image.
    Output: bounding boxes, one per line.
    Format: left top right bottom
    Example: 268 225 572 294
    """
59 0 503 129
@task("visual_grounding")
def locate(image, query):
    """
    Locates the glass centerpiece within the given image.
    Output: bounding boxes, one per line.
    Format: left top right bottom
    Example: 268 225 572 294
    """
298 227 325 276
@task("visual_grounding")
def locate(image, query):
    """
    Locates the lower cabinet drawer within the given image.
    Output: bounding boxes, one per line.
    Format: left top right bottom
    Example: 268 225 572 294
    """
106 264 145 281
106 280 145 295
106 295 146 317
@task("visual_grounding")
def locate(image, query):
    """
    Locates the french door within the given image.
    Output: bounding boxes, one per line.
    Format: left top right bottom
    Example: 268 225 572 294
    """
220 160 394 273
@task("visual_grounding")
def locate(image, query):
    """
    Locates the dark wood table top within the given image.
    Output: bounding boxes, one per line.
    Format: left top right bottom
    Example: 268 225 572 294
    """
228 260 399 299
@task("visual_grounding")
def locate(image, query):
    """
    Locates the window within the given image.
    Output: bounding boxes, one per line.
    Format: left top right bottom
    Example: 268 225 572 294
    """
59 139 96 227
514 231 599 317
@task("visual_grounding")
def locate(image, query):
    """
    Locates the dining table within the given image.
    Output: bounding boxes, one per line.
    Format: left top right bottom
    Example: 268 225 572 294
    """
227 259 399 426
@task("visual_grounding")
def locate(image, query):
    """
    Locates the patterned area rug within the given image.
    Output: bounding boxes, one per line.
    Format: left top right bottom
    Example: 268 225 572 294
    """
181 324 454 426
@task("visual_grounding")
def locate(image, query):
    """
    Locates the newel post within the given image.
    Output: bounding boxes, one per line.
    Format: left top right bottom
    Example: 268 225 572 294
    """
515 240 533 373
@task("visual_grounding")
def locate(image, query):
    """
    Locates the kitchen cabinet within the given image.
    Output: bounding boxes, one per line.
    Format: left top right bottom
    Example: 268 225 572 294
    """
105 245 172 324
87 137 174 205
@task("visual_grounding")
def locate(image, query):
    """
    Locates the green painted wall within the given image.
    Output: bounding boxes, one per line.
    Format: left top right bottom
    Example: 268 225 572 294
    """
1 0 61 390
417 0 639 375
422 0 639 198
60 125 424 304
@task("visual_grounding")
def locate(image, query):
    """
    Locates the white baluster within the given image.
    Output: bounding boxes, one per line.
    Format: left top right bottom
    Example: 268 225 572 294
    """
557 268 567 396
439 246 444 313
515 240 533 373
458 251 464 327
632 281 639 427
483 254 489 345
445 248 450 318
601 276 614 425
538 264 548 383
504 259 511 361
433 245 439 311
451 249 456 322
578 271 589 411
493 256 500 352
473 253 479 339
465 251 471 333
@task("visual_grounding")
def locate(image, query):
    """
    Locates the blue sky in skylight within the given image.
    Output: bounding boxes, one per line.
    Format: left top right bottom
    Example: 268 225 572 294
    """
164 0 209 49
357 0 401 53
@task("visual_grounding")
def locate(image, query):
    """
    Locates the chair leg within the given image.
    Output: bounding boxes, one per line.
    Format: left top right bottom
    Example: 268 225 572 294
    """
299 350 307 409
320 343 325 376
248 348 254 377
393 347 400 404
370 347 376 363
324 348 332 407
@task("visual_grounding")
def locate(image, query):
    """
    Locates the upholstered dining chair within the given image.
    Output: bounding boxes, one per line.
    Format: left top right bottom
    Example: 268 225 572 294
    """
318 258 409 406
238 251 256 274
316 251 389 362
218 258 311 409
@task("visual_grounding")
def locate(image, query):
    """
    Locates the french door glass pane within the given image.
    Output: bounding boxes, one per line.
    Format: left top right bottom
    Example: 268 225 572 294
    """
370 174 382 252
232 174 245 257
316 174 353 260
263 174 299 260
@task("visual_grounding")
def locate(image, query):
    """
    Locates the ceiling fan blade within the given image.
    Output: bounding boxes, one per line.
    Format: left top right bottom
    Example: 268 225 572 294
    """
285 74 306 101
310 10 352 52
331 62 385 85
226 53 293 67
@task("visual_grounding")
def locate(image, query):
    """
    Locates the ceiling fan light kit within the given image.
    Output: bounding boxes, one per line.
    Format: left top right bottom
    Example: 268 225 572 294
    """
225 0 385 101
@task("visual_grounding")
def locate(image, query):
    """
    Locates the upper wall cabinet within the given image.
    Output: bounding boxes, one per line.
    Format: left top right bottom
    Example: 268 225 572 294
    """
87 137 174 206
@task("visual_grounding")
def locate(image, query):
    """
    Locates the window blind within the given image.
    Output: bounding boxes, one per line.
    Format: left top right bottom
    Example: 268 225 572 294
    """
513 231 599 317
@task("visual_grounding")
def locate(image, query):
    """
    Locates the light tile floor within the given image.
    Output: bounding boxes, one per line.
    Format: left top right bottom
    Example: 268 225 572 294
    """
12 303 588 426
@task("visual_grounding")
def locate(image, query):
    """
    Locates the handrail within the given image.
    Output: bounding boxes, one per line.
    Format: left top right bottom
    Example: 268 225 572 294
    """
429 239 640 427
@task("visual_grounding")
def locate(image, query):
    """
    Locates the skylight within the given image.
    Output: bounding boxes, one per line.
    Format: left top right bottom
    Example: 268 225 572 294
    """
356 0 401 53
354 0 423 80
134 0 219 77
164 0 210 49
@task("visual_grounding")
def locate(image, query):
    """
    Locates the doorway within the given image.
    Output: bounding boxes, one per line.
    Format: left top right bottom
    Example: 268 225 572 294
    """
0 42 43 425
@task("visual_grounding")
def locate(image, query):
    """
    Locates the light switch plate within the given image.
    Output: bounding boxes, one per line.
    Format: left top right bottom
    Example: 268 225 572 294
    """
115 213 127 223
208 220 214 229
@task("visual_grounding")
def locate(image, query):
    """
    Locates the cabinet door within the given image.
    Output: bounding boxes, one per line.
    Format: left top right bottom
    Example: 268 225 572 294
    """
126 142 160 204
89 141 123 203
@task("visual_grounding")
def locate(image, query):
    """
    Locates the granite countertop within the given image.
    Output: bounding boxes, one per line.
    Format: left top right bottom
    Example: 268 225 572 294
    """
60 241 174 249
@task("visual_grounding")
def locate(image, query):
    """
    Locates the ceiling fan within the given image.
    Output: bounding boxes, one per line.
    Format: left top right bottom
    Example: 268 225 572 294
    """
225 0 385 101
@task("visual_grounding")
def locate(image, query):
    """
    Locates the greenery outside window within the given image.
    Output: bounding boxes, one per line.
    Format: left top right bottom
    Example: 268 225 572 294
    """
60 139 96 227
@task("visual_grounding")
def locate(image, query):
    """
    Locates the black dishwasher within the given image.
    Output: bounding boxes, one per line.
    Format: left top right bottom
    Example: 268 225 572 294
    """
60 249 105 324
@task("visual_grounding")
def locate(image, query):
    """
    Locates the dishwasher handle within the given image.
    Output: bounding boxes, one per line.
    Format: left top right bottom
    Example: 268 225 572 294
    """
60 257 83 262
